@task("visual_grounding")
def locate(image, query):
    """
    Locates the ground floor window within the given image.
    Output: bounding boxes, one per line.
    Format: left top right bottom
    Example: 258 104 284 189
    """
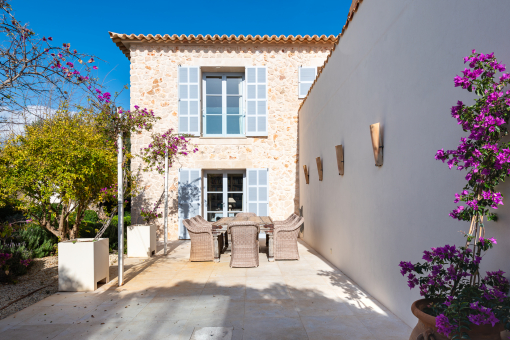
204 170 245 222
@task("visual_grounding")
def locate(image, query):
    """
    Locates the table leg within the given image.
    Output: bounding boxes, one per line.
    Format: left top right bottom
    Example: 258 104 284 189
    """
267 232 274 262
213 234 220 263
224 232 229 250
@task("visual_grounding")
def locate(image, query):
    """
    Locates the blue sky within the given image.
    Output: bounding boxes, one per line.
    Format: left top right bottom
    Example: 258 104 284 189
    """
15 0 352 108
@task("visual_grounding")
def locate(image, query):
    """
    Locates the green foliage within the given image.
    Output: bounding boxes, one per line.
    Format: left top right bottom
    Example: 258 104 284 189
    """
0 242 33 282
78 211 130 254
0 104 117 240
14 225 57 258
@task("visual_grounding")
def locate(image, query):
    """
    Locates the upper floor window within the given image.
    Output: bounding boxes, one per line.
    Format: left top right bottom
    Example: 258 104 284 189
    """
203 73 244 136
298 66 317 99
178 66 268 137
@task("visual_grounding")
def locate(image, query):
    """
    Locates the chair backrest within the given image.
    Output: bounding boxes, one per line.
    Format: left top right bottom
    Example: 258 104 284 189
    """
182 219 195 232
285 214 299 224
191 216 208 226
195 215 208 223
185 218 210 233
229 224 259 245
236 212 256 217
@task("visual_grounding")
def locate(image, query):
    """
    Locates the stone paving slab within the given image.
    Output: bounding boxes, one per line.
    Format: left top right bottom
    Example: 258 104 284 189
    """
0 239 411 340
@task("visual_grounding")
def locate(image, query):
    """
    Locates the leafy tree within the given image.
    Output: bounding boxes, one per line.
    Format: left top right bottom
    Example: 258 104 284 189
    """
0 104 116 240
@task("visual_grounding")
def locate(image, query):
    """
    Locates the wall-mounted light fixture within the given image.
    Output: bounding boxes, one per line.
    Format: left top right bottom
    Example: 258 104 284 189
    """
370 123 383 166
335 145 344 175
316 157 323 181
303 165 310 184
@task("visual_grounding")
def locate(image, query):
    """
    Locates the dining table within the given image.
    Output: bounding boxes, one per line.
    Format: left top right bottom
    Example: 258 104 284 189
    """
211 215 275 262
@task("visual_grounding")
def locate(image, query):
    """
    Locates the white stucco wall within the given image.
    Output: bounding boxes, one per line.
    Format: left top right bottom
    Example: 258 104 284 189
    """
299 0 510 327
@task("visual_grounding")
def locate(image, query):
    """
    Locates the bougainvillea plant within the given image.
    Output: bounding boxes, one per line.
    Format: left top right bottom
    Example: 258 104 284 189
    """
400 237 510 338
399 51 510 339
139 128 198 174
140 204 163 225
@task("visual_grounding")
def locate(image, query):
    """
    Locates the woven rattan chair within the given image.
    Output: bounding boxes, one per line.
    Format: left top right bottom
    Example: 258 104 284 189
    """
228 221 260 268
236 212 256 217
182 219 214 262
194 215 212 225
274 213 298 225
274 216 304 261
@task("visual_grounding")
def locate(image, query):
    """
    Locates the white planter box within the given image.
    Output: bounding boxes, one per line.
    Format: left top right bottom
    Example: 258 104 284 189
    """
58 238 109 292
127 224 156 258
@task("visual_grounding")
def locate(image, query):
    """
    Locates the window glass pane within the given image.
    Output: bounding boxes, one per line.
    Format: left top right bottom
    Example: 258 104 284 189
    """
228 193 243 211
227 77 242 95
206 96 222 115
206 115 222 134
207 213 223 222
207 174 223 191
227 96 241 115
206 76 222 95
227 115 241 135
207 193 223 211
228 174 243 191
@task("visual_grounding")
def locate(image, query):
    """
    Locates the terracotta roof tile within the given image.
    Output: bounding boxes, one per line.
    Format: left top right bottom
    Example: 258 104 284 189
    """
109 32 339 60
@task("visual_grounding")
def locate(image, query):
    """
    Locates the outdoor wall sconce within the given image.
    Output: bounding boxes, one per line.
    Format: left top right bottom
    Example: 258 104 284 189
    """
303 165 310 184
335 145 344 175
370 123 384 166
316 157 323 181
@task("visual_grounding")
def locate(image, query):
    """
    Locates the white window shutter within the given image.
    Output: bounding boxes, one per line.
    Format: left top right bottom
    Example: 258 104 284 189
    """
246 168 269 216
245 67 268 136
178 66 200 136
178 168 202 239
298 66 317 99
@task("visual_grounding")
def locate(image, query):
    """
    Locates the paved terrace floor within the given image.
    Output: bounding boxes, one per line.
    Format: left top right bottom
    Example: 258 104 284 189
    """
0 239 411 340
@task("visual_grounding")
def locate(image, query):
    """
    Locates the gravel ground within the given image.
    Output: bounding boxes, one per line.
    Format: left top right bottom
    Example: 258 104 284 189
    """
0 254 119 320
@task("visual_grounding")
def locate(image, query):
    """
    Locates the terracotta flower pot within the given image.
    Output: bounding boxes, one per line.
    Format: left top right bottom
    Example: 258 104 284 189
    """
410 299 504 340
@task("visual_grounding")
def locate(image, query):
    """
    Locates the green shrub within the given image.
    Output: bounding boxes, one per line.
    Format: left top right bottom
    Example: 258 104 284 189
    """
0 243 34 282
77 212 131 253
14 225 58 258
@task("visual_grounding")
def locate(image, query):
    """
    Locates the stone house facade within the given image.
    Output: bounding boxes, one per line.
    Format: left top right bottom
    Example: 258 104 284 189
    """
110 33 337 240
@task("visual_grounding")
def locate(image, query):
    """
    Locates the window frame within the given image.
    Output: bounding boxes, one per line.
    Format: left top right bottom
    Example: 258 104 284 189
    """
202 72 245 137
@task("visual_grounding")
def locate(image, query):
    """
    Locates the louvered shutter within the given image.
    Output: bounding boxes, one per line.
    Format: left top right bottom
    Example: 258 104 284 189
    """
178 168 202 239
245 67 268 136
298 66 317 99
178 66 200 136
246 168 269 216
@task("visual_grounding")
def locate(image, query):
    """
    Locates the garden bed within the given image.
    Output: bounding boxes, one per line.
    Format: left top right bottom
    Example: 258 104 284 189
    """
0 254 119 320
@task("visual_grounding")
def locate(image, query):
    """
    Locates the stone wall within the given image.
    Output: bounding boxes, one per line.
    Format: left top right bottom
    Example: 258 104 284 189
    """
129 43 333 239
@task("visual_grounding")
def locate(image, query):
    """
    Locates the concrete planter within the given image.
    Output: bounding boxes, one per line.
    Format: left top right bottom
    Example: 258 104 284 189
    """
127 224 156 258
58 238 109 292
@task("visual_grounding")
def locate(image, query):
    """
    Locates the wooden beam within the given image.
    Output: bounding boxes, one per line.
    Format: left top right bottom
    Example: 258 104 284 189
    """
335 145 344 175
303 165 310 184
316 157 323 181
370 123 383 166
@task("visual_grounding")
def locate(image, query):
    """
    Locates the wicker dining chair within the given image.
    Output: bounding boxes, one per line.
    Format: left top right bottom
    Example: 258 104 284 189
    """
274 213 299 225
274 216 305 261
236 212 256 217
228 221 260 268
194 215 213 225
182 219 214 262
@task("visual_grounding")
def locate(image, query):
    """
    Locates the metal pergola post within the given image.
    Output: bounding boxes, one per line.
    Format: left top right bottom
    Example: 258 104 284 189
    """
117 107 124 286
164 145 169 255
